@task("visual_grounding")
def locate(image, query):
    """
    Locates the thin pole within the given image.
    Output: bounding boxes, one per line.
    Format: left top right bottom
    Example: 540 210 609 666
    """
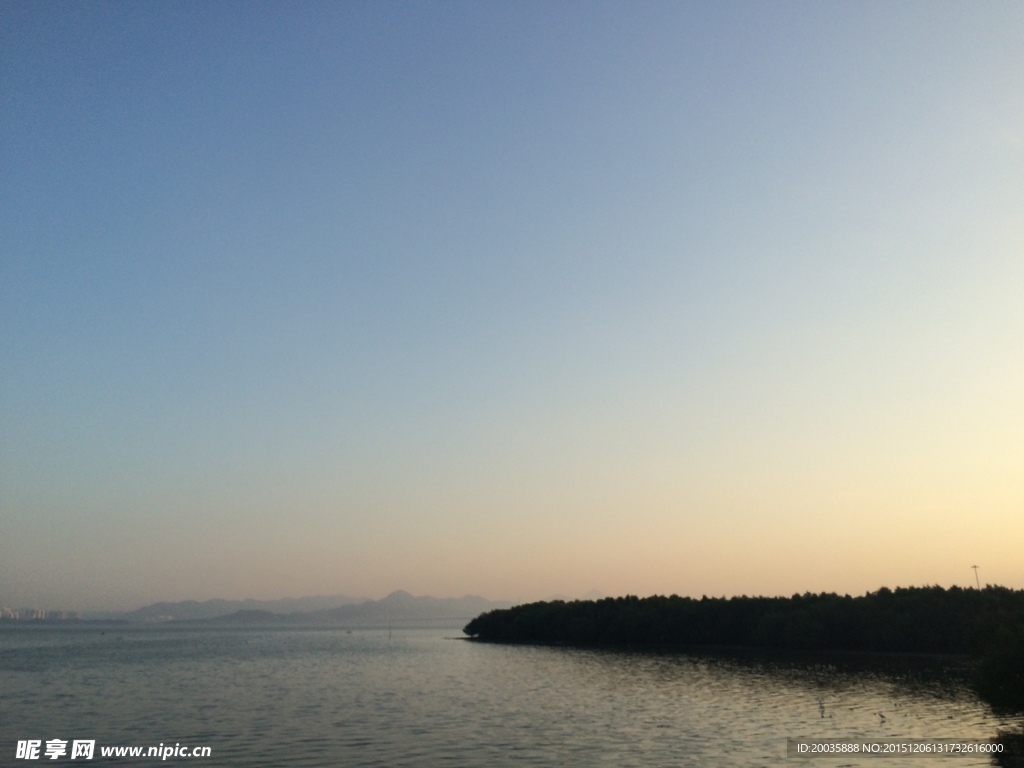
971 565 980 590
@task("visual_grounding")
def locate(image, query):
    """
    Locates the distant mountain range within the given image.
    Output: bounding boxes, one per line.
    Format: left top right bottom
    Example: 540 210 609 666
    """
108 593 364 622
91 591 512 626
210 591 513 627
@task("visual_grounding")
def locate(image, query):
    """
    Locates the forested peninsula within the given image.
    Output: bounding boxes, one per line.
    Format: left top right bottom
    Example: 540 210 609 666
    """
464 586 1024 709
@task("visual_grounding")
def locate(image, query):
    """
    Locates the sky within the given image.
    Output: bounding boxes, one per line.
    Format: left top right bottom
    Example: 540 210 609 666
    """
2 1 1022 612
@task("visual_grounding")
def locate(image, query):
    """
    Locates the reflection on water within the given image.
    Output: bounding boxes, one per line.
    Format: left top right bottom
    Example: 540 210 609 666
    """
1 625 1018 766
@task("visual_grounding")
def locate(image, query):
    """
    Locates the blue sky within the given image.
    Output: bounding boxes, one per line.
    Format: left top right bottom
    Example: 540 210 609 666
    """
2 2 1022 611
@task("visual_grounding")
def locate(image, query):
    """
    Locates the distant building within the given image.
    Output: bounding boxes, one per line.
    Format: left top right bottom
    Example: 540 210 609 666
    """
0 607 80 621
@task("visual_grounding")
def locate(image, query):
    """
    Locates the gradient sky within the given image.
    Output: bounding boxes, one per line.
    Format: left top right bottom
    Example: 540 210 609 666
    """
2 2 1022 612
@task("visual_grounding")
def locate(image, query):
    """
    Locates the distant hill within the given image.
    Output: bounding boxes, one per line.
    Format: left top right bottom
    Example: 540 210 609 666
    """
115 594 363 622
106 591 513 626
210 591 513 627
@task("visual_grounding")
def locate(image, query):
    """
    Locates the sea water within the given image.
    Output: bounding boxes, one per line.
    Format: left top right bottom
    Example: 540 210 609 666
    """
1 624 1016 766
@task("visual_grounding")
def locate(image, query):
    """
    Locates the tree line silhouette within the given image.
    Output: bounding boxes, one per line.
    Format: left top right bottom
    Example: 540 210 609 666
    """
464 585 1024 710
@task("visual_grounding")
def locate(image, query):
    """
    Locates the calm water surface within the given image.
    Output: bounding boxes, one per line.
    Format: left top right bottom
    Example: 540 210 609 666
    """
1 624 1017 766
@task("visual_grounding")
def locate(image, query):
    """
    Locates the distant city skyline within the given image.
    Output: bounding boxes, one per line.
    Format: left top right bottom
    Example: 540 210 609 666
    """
3 3 1022 612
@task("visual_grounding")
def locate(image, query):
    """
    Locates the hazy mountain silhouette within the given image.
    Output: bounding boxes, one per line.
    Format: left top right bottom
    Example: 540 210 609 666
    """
208 591 513 626
110 591 512 625
116 594 363 622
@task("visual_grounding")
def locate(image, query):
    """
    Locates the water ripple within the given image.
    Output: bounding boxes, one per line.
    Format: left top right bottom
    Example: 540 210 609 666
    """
1 625 1014 767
